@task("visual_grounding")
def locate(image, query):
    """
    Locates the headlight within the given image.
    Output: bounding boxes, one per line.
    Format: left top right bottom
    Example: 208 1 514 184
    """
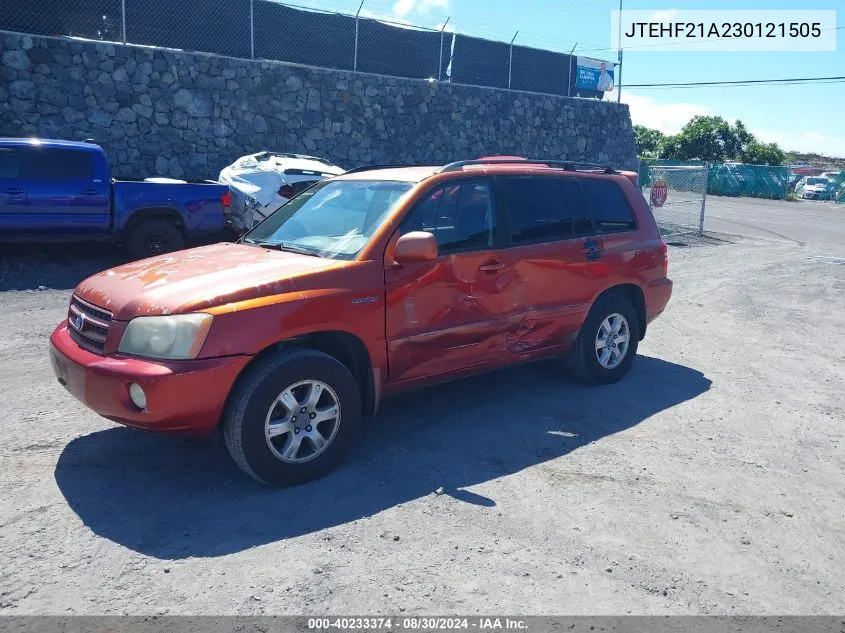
118 314 213 360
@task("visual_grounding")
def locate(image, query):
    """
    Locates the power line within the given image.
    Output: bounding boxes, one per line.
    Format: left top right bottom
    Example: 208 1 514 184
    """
625 75 845 88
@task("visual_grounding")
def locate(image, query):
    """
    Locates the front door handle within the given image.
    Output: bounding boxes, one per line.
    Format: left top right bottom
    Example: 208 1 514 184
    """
2 188 23 195
479 261 506 272
79 189 99 196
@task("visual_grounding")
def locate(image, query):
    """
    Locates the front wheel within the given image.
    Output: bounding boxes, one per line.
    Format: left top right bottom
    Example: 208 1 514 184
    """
222 349 362 486
567 294 640 385
126 219 184 260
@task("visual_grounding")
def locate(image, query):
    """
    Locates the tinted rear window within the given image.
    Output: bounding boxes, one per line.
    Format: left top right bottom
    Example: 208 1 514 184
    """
501 177 573 244
0 151 22 179
26 149 94 181
579 178 637 233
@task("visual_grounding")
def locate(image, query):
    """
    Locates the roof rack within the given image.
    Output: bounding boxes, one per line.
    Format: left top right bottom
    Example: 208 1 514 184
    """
435 159 618 174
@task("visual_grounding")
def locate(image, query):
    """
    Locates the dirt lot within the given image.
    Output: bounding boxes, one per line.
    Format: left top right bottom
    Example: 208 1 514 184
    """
0 202 843 615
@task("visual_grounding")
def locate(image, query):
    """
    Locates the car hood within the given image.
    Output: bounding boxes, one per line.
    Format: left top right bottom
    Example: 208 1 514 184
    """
74 242 341 320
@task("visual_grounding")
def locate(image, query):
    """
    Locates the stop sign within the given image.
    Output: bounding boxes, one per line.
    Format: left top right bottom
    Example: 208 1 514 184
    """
651 179 669 207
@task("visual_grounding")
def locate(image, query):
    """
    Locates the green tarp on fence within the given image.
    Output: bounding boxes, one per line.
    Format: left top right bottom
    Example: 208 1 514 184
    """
639 159 790 200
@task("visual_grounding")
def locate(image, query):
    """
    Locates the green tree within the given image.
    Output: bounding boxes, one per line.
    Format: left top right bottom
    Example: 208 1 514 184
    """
733 119 755 151
659 115 742 162
740 141 786 166
633 125 665 157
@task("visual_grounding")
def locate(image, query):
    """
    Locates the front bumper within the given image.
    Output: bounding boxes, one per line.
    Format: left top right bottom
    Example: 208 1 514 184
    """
49 321 251 437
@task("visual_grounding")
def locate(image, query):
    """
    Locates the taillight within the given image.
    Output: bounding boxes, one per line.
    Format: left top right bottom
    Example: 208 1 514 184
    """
278 185 295 198
660 240 668 277
221 191 232 208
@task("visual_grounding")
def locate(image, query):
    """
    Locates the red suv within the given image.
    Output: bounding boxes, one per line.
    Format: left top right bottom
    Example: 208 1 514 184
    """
49 158 672 486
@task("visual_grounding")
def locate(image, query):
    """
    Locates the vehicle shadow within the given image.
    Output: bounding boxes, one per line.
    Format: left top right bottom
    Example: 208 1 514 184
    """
54 355 711 559
0 235 234 291
0 243 125 291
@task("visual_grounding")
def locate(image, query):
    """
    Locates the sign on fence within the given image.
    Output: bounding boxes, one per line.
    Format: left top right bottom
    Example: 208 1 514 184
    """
642 165 707 239
575 57 615 92
650 179 669 207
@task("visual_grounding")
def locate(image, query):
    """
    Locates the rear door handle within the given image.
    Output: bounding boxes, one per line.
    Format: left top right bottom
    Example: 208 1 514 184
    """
583 238 602 261
79 189 99 196
479 261 506 272
2 188 23 195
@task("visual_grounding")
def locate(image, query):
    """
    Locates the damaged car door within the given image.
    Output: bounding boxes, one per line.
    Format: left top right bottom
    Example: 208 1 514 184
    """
385 179 514 383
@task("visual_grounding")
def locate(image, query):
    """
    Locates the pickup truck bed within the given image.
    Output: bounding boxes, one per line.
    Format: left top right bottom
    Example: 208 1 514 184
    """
0 138 233 259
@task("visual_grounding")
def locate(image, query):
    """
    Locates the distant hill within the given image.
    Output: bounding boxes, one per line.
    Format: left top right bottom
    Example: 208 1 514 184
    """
786 152 845 169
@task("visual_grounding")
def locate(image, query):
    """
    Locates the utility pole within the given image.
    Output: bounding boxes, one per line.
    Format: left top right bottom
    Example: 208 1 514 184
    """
568 42 577 97
617 0 623 102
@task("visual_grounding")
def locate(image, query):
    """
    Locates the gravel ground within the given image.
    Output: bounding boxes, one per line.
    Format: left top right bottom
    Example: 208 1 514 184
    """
0 228 843 615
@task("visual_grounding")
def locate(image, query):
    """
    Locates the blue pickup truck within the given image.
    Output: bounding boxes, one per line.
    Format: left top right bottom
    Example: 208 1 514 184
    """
0 138 233 260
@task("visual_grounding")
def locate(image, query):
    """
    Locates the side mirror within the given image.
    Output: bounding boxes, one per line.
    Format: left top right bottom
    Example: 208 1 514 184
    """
394 231 438 264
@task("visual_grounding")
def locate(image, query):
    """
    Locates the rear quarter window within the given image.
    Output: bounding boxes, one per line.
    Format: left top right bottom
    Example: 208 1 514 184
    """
579 178 637 233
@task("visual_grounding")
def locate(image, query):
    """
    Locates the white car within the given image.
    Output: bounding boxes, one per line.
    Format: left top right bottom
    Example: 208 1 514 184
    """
219 152 345 231
800 177 832 200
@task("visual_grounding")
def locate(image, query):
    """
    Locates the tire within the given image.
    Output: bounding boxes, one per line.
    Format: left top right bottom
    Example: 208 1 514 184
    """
567 293 640 385
222 348 362 486
126 219 184 260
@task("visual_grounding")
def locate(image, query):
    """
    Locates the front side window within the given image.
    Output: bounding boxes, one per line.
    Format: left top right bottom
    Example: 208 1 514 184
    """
244 179 414 260
25 148 94 181
401 181 496 254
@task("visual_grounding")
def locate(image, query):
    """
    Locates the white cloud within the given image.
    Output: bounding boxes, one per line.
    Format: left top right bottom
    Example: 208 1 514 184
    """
649 9 679 21
623 93 845 155
392 0 449 19
621 92 713 134
360 8 413 26
755 129 845 156
805 131 829 142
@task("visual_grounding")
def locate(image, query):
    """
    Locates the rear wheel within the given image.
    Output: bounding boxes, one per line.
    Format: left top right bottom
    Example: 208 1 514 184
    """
567 294 640 385
127 219 184 260
222 348 361 486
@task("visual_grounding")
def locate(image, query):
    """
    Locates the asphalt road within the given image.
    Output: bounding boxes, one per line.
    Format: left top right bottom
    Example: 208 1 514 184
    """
705 197 844 250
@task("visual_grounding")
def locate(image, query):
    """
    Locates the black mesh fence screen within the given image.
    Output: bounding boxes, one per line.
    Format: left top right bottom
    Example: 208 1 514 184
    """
0 0 122 41
356 19 440 80
0 0 614 99
255 2 355 70
510 45 571 96
126 0 251 58
448 35 509 89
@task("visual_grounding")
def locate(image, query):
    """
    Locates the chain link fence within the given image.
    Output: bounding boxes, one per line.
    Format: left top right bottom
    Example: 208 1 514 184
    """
641 165 707 240
640 159 791 200
1 0 609 99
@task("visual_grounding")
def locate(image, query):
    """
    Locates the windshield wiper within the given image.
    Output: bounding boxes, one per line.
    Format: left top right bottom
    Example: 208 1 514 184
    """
247 240 324 257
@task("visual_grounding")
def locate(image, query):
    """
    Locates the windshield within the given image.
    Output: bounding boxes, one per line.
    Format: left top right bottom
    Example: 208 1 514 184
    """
807 178 828 185
243 179 415 259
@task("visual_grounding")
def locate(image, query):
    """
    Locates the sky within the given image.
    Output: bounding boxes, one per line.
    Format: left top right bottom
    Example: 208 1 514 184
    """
286 0 844 157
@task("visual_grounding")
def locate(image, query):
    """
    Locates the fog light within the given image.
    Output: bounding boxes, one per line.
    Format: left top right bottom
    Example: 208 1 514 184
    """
129 383 147 410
